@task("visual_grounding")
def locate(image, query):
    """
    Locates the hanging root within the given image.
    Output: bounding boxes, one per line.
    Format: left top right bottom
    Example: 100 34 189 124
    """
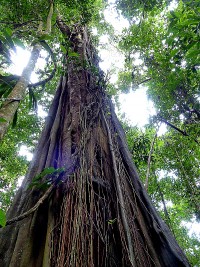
102 110 136 267
49 103 115 266
49 100 155 266
6 184 54 226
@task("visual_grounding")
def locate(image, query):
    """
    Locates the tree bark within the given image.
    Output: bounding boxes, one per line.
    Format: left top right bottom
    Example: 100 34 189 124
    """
0 22 190 267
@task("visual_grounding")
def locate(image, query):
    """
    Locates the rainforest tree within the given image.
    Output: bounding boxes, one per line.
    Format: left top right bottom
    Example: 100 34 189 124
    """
0 0 196 266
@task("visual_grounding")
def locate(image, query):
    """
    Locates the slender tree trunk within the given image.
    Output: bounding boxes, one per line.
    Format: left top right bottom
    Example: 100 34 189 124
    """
0 2 53 141
145 131 157 191
0 44 41 140
0 22 190 267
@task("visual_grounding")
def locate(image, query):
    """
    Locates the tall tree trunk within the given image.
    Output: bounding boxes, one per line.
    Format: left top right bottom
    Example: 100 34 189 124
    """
0 22 190 267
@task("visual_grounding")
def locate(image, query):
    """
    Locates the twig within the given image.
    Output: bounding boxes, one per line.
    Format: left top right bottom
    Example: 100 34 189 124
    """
0 98 22 102
160 116 199 144
137 78 151 85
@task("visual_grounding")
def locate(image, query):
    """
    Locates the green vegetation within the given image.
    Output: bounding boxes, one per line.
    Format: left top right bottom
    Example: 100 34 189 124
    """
117 1 200 264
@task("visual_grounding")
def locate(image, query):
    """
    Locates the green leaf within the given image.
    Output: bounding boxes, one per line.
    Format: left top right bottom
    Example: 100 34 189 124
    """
186 43 199 60
179 18 200 27
0 117 7 123
39 167 57 176
39 41 52 56
13 38 26 49
38 34 52 41
2 87 12 98
3 29 15 52
5 28 12 36
108 218 117 225
0 209 6 227
68 51 79 57
60 45 67 54
0 35 7 43
36 181 51 190
0 84 10 97
33 167 60 182
0 36 11 60
170 49 179 58
33 167 56 182
29 180 50 190
28 167 64 189
52 13 57 25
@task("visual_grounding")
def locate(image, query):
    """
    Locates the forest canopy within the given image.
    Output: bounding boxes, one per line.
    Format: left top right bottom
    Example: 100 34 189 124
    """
0 0 199 266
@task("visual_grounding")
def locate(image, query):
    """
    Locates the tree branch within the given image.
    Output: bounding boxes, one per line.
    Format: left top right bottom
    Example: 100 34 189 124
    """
137 78 151 85
160 116 199 144
56 15 71 38
6 184 54 226
28 41 56 90
44 1 54 34
28 68 56 90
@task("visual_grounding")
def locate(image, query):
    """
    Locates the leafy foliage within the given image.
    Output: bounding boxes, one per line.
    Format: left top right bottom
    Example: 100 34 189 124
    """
118 1 200 130
29 166 64 189
124 121 200 264
117 2 200 259
0 209 6 227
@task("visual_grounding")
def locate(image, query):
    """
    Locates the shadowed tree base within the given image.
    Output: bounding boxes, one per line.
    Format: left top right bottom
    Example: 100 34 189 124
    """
0 22 190 267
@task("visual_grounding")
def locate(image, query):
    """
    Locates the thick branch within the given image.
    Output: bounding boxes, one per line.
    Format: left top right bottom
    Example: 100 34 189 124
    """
56 15 71 38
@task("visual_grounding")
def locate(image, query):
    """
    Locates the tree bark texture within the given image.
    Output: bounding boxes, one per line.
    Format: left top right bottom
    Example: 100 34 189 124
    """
0 44 41 141
0 22 190 267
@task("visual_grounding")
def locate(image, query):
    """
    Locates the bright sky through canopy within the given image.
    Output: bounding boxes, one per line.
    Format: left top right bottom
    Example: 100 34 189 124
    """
8 1 167 150
100 2 167 134
119 87 155 127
